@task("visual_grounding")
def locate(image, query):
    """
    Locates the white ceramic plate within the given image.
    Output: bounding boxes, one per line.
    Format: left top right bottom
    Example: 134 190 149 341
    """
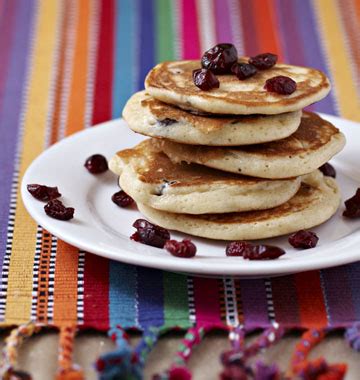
21 114 360 277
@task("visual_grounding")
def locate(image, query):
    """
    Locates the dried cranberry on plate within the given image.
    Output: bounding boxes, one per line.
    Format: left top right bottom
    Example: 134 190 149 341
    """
288 230 319 249
84 154 108 174
112 190 134 208
44 199 74 220
249 53 277 70
164 239 197 258
343 188 360 219
319 162 336 178
131 219 170 248
264 76 296 95
27 184 61 202
231 62 257 80
226 241 285 260
201 43 238 74
193 69 220 91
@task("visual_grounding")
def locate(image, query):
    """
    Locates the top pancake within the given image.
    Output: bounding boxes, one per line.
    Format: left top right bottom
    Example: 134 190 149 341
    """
123 91 302 146
145 60 331 115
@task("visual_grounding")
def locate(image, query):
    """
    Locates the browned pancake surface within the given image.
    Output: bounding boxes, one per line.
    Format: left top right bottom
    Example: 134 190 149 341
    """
146 60 330 109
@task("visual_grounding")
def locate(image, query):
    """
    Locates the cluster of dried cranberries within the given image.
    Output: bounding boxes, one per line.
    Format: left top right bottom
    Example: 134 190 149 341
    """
130 219 197 258
27 184 74 221
193 44 296 95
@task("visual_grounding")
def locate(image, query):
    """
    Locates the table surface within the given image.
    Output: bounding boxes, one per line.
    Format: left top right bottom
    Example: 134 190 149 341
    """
4 331 359 380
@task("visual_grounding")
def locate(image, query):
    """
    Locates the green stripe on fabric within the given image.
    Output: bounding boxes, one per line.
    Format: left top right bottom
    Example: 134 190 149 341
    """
155 0 175 62
163 272 191 329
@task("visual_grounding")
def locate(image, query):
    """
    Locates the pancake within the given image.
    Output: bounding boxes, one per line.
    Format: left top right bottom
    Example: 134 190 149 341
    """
123 91 302 146
137 171 341 240
157 112 346 179
109 139 301 214
145 60 331 115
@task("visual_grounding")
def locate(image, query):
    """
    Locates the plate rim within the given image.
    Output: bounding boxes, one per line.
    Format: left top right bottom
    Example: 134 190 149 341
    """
21 113 360 277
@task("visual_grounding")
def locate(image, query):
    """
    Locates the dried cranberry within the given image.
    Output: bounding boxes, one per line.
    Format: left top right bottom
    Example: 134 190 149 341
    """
27 184 61 201
131 219 170 248
112 190 134 208
319 162 336 178
343 188 360 218
226 241 250 256
288 230 319 249
158 118 177 126
201 43 238 74
164 239 197 258
7 369 32 380
193 69 220 91
231 62 257 80
84 154 108 174
249 53 277 70
44 199 74 220
226 241 285 260
264 76 296 95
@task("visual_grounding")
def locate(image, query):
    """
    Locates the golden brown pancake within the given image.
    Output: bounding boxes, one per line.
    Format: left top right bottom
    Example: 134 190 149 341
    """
109 139 301 214
123 91 302 146
157 112 346 179
137 171 341 240
145 60 331 115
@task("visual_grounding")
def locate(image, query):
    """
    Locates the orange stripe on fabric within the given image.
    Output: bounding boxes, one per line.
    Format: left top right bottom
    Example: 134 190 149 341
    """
315 0 360 121
5 0 59 323
252 0 283 60
66 0 91 135
294 271 328 328
49 0 69 145
53 241 79 325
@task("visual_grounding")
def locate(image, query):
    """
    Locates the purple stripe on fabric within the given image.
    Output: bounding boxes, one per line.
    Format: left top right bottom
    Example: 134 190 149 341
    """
240 279 270 328
321 266 356 326
137 0 155 90
0 0 35 270
239 0 259 56
0 1 16 117
214 0 233 44
137 267 164 329
292 0 336 114
274 0 305 66
345 263 360 323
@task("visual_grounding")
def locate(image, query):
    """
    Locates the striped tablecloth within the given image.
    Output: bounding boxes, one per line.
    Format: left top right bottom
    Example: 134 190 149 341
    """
1 0 360 378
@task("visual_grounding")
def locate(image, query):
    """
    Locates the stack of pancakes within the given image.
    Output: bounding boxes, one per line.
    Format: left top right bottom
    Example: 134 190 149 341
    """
109 59 346 241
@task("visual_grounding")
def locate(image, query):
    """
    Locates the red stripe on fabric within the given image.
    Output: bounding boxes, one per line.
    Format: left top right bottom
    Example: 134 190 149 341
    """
91 0 114 125
252 0 283 60
271 276 300 327
193 277 222 327
239 0 259 56
181 0 201 59
294 271 328 328
83 254 109 330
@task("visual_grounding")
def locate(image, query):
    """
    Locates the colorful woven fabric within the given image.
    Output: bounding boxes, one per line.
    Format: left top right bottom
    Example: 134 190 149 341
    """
1 0 360 376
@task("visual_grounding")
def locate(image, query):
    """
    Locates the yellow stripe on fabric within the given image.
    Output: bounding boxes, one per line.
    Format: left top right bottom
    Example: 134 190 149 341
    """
5 0 60 323
315 0 360 121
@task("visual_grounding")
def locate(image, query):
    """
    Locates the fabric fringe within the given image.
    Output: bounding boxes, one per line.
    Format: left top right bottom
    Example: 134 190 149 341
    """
55 324 84 380
0 322 40 379
95 325 143 380
290 329 347 379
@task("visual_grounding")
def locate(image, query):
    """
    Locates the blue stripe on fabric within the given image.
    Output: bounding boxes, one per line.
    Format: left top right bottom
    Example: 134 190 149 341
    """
136 267 164 329
137 0 155 90
109 262 137 328
293 0 337 114
0 0 35 273
112 0 136 117
345 263 360 323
